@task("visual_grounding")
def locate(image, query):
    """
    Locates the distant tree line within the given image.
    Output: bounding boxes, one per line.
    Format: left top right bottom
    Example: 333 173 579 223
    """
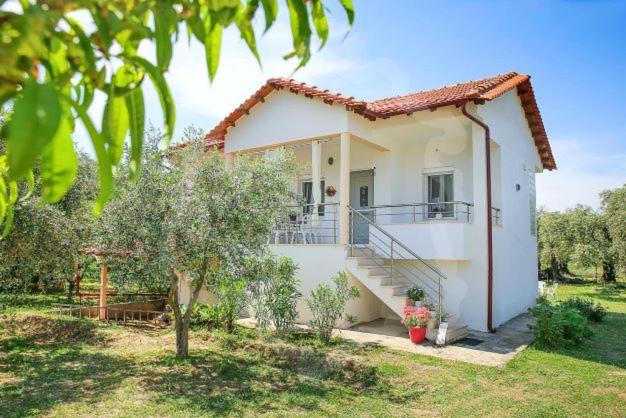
538 184 626 282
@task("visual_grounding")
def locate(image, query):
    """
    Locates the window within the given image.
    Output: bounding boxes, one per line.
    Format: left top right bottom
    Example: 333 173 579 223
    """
529 172 536 236
427 173 454 218
302 180 325 215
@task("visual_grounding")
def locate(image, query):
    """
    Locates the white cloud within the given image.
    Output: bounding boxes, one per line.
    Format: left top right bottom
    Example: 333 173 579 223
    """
536 139 626 211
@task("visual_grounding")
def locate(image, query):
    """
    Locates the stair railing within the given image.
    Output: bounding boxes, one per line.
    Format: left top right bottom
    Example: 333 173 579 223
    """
349 206 446 319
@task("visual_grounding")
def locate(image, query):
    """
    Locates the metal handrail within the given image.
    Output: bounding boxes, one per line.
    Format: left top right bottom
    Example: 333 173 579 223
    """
349 206 446 319
357 201 473 224
350 206 446 278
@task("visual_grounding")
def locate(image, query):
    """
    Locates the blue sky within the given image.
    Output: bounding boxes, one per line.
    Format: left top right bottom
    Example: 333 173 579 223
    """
75 0 626 211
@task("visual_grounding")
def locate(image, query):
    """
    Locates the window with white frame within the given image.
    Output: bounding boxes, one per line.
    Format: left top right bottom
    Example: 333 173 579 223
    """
426 173 454 218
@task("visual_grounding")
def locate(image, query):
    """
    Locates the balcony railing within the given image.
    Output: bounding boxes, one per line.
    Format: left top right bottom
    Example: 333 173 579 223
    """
269 202 339 245
356 202 474 224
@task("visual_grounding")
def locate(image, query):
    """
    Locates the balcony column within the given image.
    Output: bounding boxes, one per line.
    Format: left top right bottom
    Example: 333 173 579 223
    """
311 140 322 226
339 132 351 245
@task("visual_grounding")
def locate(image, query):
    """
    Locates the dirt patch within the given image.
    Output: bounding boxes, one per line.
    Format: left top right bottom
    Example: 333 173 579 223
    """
234 340 380 388
0 313 109 348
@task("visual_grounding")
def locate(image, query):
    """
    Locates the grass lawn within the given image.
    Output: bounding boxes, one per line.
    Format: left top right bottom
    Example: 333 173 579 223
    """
1 281 625 418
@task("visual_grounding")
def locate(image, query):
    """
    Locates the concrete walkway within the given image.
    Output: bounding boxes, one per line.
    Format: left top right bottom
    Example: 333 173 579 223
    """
341 313 534 367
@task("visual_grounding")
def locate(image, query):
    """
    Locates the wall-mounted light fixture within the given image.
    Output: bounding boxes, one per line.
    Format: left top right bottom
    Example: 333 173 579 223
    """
515 183 521 192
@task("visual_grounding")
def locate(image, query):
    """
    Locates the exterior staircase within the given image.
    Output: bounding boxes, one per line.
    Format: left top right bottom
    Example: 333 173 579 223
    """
346 207 446 319
345 247 409 316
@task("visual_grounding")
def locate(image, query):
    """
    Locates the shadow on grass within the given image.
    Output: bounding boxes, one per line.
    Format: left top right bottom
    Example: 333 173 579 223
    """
0 316 131 418
138 340 394 416
534 312 626 369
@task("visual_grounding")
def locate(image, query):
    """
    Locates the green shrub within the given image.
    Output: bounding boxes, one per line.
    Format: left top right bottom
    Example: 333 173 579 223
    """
530 299 592 348
560 297 607 322
306 272 360 343
247 255 301 335
190 304 220 329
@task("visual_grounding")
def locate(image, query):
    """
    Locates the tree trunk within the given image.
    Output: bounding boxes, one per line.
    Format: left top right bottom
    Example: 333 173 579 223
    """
175 317 190 358
167 268 205 359
602 260 616 282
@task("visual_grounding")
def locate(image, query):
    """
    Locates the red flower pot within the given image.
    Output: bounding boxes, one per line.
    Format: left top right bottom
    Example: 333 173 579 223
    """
409 326 427 344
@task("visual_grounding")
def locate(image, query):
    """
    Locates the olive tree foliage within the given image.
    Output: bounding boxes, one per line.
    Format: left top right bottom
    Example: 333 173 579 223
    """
601 184 626 276
537 209 575 280
0 151 98 294
537 195 623 282
568 205 616 282
98 138 297 357
0 0 355 235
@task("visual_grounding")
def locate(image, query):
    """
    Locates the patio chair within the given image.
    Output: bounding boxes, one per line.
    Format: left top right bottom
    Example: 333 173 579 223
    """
291 214 318 244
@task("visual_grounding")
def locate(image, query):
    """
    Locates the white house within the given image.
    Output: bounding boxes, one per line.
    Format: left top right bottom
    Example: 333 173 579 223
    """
180 72 556 333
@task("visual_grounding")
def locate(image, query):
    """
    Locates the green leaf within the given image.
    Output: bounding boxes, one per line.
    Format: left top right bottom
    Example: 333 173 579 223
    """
310 0 328 49
1 181 18 238
131 56 175 144
154 7 174 71
260 0 278 32
103 93 129 166
126 87 145 180
285 0 312 68
236 16 260 65
7 80 61 180
72 102 113 216
204 15 223 81
338 0 355 25
40 113 78 203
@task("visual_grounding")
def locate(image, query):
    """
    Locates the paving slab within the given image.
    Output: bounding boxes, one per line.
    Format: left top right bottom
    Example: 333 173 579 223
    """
343 313 535 367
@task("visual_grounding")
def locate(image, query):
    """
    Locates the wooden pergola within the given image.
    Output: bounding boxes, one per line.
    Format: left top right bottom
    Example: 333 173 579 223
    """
77 248 131 321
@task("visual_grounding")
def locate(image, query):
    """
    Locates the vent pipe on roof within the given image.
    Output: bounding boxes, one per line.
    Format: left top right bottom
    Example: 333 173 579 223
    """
460 102 496 334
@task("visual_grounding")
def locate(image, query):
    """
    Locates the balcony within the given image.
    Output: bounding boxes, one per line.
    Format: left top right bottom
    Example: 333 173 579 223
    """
269 203 340 245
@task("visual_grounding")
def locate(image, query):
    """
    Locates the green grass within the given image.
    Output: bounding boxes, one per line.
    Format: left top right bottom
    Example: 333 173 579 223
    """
1 282 625 418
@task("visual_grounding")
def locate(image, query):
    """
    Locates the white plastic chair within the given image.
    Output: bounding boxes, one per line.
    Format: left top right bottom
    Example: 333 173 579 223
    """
291 214 316 244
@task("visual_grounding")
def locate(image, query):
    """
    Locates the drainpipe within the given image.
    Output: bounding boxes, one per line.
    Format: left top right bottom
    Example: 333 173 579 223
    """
461 102 496 333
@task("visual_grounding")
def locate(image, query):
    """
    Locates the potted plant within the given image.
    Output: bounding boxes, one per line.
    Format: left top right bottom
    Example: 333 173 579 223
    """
401 305 431 344
288 211 298 222
405 286 425 307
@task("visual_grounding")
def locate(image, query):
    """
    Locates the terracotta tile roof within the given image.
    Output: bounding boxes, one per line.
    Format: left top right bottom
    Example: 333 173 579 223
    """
204 72 555 170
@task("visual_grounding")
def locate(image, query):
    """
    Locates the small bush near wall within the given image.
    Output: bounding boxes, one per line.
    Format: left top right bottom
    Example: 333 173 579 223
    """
247 255 301 335
306 272 360 343
559 297 607 322
530 298 592 349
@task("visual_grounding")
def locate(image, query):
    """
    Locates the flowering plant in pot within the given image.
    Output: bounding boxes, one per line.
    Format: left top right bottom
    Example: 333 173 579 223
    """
405 286 425 307
401 306 431 344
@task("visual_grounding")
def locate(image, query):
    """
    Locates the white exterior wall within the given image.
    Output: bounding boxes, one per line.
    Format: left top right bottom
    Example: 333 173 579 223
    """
180 89 544 332
269 245 387 327
478 91 542 327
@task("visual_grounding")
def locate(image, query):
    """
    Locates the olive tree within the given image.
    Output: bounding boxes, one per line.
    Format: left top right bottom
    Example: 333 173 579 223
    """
99 137 296 358
568 205 616 282
538 210 575 280
0 0 355 234
601 184 626 278
0 147 97 295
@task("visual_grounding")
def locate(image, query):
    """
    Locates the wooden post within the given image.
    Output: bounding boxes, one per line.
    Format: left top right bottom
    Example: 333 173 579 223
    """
99 259 109 321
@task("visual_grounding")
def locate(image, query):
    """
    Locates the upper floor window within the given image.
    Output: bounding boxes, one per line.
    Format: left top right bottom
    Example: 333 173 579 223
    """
427 173 454 218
